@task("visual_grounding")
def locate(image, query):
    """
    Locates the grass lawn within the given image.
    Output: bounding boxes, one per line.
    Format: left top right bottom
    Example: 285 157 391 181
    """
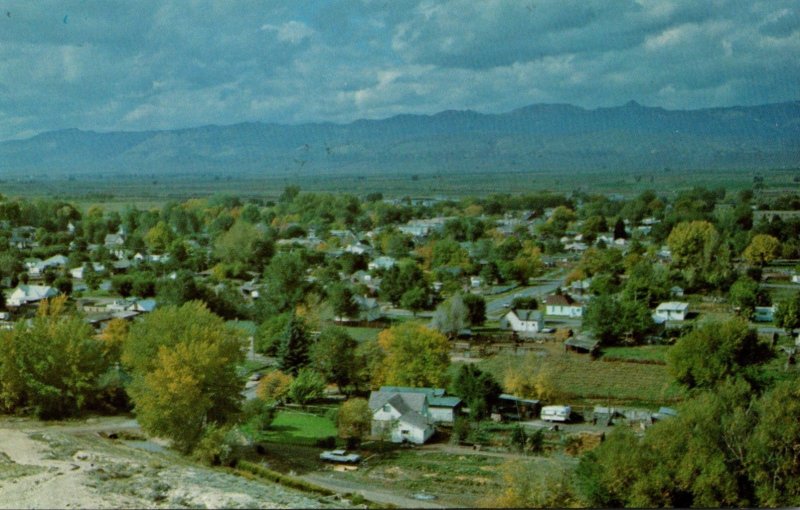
342 326 381 343
600 345 670 364
259 410 339 447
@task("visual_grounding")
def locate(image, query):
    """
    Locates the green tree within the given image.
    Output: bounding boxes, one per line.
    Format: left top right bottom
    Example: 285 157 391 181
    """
400 286 429 316
774 291 800 336
254 312 291 356
327 283 359 320
728 277 761 319
277 313 311 376
451 364 501 420
288 368 326 404
667 318 772 390
742 234 781 267
0 297 108 419
337 398 372 447
122 301 245 453
462 293 487 326
374 323 450 388
311 327 362 394
261 251 308 313
143 221 174 253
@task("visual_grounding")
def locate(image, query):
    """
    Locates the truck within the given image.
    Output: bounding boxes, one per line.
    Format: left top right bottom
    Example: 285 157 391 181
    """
540 405 571 422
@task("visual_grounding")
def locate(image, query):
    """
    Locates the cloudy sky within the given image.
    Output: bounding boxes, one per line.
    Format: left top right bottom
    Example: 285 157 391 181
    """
0 0 798 141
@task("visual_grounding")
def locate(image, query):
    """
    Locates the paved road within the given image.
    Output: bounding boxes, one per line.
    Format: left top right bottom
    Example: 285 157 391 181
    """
486 279 564 318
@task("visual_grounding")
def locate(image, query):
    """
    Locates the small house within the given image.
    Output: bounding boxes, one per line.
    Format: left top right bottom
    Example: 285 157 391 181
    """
368 389 435 444
7 285 58 307
378 386 462 424
544 293 584 318
653 302 689 323
500 309 544 338
367 256 396 271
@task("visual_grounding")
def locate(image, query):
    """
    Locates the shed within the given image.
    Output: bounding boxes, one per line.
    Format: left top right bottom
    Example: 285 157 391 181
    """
564 335 599 355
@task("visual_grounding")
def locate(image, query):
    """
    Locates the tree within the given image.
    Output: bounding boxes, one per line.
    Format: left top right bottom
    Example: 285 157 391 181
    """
288 368 326 404
482 460 578 508
327 283 358 320
400 286 428 316
613 218 628 239
311 327 362 394
774 291 800 336
277 313 311 375
374 323 450 388
666 220 724 289
261 251 308 313
450 364 501 420
728 277 761 319
742 234 781 267
747 378 800 506
254 312 291 356
583 294 655 346
143 221 174 253
430 294 467 338
667 318 772 390
256 370 293 404
122 301 245 453
0 297 108 419
462 293 487 326
337 398 372 447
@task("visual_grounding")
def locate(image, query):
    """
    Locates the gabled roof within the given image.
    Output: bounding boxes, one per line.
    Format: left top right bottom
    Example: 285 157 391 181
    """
368 390 428 414
656 301 689 312
509 309 542 322
544 293 577 306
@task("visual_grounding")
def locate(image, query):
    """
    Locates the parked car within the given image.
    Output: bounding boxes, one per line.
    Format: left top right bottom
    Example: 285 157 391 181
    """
319 449 361 463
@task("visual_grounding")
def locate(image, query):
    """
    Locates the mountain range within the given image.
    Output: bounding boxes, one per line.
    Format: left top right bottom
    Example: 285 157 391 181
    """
1 101 798 179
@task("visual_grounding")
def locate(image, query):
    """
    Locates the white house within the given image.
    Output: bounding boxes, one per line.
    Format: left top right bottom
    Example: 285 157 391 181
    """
7 285 58 307
792 274 800 284
544 293 584 318
368 390 435 444
653 302 689 323
500 309 544 338
367 256 396 271
378 386 462 424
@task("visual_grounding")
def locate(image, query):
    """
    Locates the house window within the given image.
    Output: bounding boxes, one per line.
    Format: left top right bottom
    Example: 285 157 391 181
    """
383 404 390 413
401 429 410 435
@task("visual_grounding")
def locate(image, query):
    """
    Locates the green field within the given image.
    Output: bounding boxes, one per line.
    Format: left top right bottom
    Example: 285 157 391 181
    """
4 167 797 205
259 410 338 447
479 349 685 405
600 345 670 364
341 326 381 343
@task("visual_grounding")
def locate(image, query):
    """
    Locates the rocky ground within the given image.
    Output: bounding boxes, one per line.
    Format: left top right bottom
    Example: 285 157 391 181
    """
0 416 352 509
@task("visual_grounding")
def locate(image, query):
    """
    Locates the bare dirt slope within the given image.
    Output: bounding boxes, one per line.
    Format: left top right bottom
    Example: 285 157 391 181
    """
0 417 349 509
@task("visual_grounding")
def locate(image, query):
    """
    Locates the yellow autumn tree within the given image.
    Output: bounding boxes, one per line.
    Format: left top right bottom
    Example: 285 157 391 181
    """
373 322 450 388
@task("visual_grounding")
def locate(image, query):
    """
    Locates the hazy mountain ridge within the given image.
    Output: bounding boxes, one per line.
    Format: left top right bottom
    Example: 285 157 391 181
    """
1 101 798 178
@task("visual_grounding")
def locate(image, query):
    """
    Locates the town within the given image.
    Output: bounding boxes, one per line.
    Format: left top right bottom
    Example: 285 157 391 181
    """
0 184 799 507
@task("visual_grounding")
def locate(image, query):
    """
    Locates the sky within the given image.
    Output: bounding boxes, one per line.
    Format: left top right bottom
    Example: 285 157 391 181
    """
0 0 798 141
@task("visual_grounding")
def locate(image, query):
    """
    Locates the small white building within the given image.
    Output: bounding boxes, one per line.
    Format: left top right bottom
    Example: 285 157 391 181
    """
367 256 396 271
653 302 689 323
544 293 584 318
7 284 58 307
378 386 462 424
500 309 544 338
368 390 435 444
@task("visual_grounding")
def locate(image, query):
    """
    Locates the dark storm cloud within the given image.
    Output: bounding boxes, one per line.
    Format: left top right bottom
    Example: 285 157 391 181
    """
0 0 797 141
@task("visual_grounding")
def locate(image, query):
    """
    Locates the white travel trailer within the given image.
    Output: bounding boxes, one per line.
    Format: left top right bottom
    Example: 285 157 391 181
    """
541 405 572 422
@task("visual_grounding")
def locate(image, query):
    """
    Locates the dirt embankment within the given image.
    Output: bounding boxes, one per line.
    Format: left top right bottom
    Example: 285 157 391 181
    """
0 417 351 509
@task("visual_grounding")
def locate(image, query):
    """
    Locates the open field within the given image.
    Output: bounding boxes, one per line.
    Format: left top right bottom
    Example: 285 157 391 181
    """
600 345 670 364
479 344 685 405
2 167 797 205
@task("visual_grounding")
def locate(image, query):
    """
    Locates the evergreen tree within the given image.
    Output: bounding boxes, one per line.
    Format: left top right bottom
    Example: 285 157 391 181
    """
277 313 311 375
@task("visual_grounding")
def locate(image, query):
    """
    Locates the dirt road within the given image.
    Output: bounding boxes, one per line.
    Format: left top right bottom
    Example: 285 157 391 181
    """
0 417 349 509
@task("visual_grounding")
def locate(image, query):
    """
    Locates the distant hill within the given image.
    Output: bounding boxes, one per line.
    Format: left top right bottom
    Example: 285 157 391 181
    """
1 101 798 178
